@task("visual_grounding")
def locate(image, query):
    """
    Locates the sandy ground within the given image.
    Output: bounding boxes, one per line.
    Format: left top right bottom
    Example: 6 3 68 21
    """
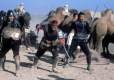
0 45 114 80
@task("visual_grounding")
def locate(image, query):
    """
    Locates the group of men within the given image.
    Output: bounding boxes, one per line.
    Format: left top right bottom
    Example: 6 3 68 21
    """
0 3 91 76
33 10 91 72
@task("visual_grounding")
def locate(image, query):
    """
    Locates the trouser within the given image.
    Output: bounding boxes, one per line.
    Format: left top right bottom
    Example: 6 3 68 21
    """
68 39 91 67
35 44 59 69
0 38 21 71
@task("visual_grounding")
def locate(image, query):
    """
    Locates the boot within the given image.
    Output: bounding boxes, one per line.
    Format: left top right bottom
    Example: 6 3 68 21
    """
14 56 20 76
52 57 59 73
32 56 39 68
87 65 90 71
0 57 5 71
63 58 71 68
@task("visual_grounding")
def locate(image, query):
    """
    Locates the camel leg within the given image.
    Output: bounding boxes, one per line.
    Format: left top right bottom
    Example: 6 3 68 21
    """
106 44 112 58
94 36 104 61
102 39 110 54
106 44 110 54
102 38 107 54
101 38 108 57
96 36 104 53
89 34 96 49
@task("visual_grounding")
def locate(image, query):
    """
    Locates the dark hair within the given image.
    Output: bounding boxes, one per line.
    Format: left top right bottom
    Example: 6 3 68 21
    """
0 10 6 16
77 12 85 21
78 12 85 16
69 9 78 17
6 10 15 22
36 24 39 28
7 10 15 17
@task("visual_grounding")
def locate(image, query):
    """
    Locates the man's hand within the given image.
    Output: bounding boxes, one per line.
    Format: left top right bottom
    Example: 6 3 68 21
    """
59 38 65 45
46 40 52 44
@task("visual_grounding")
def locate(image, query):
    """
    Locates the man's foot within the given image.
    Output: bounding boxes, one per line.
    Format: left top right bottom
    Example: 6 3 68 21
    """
32 64 38 69
87 66 91 71
32 56 39 68
63 58 72 68
52 68 58 73
63 62 72 68
15 70 21 77
69 58 77 63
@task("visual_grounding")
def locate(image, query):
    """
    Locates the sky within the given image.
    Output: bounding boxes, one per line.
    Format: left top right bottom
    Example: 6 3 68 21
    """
0 0 114 15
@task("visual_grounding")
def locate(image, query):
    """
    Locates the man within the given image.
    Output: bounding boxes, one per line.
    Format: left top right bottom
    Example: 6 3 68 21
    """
35 24 44 49
66 12 91 70
66 10 78 52
0 10 22 76
16 2 26 15
33 20 63 72
15 3 31 50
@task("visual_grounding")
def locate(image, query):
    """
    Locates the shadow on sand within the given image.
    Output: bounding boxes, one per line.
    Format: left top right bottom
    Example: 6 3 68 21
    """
48 74 75 80
37 74 75 80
